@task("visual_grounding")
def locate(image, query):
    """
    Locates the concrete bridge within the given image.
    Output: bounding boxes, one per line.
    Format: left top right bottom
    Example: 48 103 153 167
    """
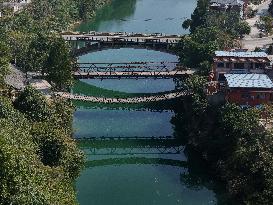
56 90 191 104
62 32 181 56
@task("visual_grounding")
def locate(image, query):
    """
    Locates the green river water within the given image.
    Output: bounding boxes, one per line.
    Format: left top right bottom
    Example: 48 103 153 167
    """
73 0 223 204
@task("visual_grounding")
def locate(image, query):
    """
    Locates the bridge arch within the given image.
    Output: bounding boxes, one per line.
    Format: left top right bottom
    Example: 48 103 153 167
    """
71 42 178 57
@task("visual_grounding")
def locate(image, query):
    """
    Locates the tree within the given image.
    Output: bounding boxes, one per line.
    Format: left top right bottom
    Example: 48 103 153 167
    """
183 0 210 32
14 86 52 122
0 96 82 205
176 26 234 72
45 37 76 90
24 33 52 74
236 22 251 37
220 104 273 204
0 41 11 86
261 16 273 34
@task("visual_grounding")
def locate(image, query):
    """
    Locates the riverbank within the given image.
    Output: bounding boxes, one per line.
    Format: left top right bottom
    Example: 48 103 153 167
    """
175 89 273 204
68 0 112 31
175 0 273 203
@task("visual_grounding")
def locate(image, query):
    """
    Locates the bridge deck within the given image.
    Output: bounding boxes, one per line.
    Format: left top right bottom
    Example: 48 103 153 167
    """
56 91 190 104
63 33 181 44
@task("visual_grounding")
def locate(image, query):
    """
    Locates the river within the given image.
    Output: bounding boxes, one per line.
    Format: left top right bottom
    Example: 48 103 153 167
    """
73 0 221 204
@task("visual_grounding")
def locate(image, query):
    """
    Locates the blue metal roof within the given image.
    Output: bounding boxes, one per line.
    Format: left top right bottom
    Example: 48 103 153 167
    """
224 74 273 89
215 51 268 58
210 0 244 6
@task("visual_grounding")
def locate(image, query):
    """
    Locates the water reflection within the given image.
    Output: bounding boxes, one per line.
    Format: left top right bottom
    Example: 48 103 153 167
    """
79 79 177 93
85 157 187 168
75 105 220 205
73 0 219 203
73 108 174 138
75 0 197 34
77 161 217 205
78 48 179 63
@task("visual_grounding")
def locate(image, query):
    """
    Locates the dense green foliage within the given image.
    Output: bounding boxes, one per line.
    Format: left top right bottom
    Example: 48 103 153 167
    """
176 0 250 75
172 75 273 204
260 15 273 33
0 0 115 202
179 0 250 74
175 1 273 203
0 0 110 90
0 41 11 86
182 0 209 33
1 32 75 90
176 27 234 70
45 37 76 89
0 87 84 204
182 0 250 37
1 0 110 32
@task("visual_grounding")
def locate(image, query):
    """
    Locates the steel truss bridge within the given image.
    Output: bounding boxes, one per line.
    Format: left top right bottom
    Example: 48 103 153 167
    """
74 61 194 79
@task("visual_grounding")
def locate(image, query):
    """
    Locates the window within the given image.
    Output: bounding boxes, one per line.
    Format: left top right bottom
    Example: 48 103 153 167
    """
255 63 264 69
218 73 226 81
270 93 273 101
241 93 251 99
234 63 244 69
256 93 266 99
217 62 224 68
226 63 230 68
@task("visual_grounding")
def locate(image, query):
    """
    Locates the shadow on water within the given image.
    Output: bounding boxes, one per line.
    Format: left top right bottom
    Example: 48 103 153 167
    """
71 79 189 111
85 157 188 168
77 138 228 205
180 146 231 205
74 99 231 205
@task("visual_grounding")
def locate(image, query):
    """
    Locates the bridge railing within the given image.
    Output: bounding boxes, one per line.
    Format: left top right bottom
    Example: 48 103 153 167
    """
76 61 180 72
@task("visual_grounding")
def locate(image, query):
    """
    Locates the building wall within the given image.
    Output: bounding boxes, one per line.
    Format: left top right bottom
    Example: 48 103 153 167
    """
226 89 273 106
213 61 268 81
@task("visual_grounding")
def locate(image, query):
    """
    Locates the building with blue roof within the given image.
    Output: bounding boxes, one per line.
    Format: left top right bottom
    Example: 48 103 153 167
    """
212 50 271 82
224 73 273 106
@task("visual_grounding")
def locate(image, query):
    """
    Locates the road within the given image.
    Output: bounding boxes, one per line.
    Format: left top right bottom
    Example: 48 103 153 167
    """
242 0 272 49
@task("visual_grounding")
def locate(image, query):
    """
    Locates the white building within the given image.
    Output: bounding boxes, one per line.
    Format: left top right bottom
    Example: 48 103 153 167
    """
0 0 31 17
210 0 248 18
